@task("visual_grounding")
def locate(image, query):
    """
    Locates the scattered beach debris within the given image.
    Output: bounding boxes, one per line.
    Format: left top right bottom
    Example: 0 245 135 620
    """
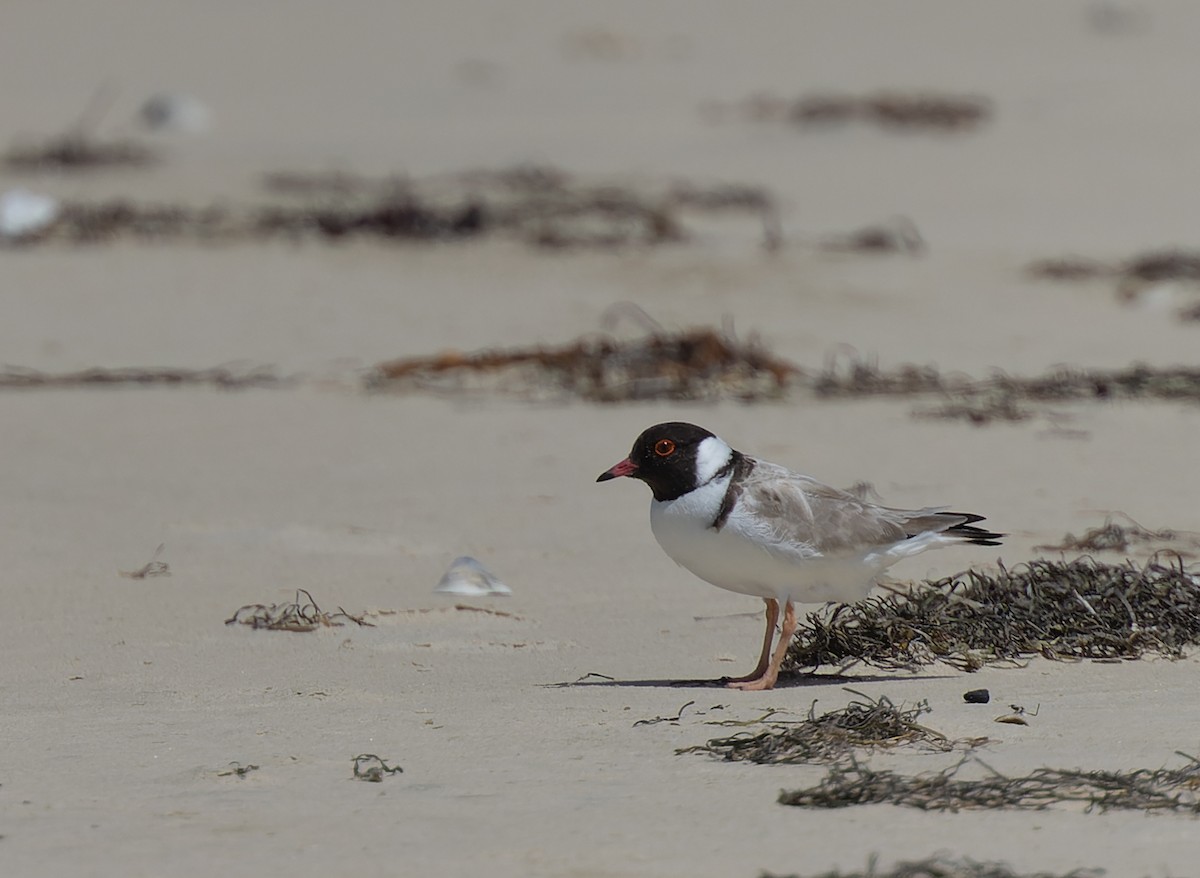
434 556 512 597
814 353 1200 406
118 543 171 579
369 330 1200 409
713 91 990 132
679 692 982 763
765 855 1102 878
786 557 1200 672
995 705 1038 726
4 134 158 171
369 325 797 401
138 93 211 134
0 188 61 241
366 604 524 622
818 216 925 255
778 753 1200 814
914 388 1032 425
1029 248 1200 323
352 754 403 782
1036 514 1200 557
632 702 729 727
217 762 259 779
13 165 776 249
963 689 990 704
225 589 373 632
5 87 157 171
0 364 286 390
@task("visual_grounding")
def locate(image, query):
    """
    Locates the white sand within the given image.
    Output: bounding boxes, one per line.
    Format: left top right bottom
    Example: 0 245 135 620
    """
2 3 1199 876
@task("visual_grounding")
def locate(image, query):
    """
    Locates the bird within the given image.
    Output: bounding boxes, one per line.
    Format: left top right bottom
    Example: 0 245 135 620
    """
596 421 1002 690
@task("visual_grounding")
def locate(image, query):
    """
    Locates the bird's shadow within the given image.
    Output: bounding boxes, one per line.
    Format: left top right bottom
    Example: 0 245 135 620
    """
543 670 959 689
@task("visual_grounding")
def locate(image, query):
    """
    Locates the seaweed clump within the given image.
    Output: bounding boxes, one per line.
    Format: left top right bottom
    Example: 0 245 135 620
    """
368 326 798 402
778 754 1200 814
20 166 778 250
225 589 373 632
1037 515 1200 557
787 557 1200 672
0 364 285 390
720 92 990 131
679 692 984 764
5 134 157 171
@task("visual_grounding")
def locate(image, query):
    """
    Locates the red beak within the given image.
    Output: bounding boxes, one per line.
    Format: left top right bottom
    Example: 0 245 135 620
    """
596 458 638 482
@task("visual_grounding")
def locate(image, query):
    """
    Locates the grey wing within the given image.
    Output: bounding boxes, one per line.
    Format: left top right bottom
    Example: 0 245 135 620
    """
734 461 912 556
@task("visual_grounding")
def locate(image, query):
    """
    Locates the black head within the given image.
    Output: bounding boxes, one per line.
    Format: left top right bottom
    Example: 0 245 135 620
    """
596 422 724 502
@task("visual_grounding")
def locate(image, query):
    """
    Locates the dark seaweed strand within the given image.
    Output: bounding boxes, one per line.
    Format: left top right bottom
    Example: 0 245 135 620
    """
786 556 1200 672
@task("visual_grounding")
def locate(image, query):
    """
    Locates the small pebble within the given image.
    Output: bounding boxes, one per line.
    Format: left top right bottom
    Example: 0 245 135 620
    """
963 688 991 704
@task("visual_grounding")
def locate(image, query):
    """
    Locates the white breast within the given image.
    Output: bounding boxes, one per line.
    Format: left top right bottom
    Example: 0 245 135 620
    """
648 479 885 604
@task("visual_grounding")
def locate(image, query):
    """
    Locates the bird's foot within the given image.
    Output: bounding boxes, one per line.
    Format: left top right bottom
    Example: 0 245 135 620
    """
726 673 777 691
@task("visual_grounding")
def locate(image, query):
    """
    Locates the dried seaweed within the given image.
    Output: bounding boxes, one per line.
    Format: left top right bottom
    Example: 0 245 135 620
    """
352 754 403 782
118 544 171 579
913 389 1032 425
1029 248 1200 324
778 753 1200 814
4 87 159 171
1037 515 1200 556
814 356 1200 405
217 762 259 779
17 166 777 250
1029 249 1200 284
819 217 925 255
225 589 374 632
5 135 158 171
679 692 983 764
787 557 1200 672
763 856 1102 878
368 326 797 401
0 364 286 390
718 91 990 131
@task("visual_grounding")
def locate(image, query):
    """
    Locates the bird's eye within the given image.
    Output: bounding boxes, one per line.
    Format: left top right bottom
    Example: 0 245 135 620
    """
654 439 676 457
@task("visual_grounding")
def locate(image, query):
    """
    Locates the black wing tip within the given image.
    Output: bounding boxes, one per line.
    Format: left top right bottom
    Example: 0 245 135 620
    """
946 513 1004 546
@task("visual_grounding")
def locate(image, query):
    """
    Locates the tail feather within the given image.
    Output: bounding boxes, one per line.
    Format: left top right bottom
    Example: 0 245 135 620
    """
941 512 1004 547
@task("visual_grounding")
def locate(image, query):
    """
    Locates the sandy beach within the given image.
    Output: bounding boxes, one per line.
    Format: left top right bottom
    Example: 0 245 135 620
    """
2 3 1200 876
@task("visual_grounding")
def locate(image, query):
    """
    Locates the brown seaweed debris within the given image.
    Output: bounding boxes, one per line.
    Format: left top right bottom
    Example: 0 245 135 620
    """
812 354 952 398
764 856 1102 878
778 753 1200 814
1029 249 1200 283
4 87 159 171
5 134 158 171
913 388 1032 425
225 589 374 632
118 544 171 579
1029 248 1200 324
352 754 403 782
813 355 1200 405
718 91 990 131
1037 515 1200 557
21 166 778 250
0 364 286 390
368 326 798 402
786 557 1200 673
679 691 983 764
819 217 925 255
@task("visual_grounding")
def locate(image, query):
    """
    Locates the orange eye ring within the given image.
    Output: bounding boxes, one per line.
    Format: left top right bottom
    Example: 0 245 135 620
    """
654 439 676 457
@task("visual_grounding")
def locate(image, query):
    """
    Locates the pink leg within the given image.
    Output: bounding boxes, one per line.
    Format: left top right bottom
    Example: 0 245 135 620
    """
724 599 779 686
728 600 797 691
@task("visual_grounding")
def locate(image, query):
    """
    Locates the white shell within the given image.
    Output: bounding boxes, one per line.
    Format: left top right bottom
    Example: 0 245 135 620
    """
434 556 512 597
139 93 212 133
0 189 60 240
